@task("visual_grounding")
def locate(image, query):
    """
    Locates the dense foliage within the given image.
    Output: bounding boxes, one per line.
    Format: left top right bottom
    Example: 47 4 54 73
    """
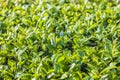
0 0 120 80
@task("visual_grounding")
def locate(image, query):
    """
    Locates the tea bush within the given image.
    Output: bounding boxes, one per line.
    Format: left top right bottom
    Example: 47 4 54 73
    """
0 0 120 80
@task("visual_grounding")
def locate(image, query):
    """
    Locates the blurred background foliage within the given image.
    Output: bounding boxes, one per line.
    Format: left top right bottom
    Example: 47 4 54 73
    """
0 0 120 80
